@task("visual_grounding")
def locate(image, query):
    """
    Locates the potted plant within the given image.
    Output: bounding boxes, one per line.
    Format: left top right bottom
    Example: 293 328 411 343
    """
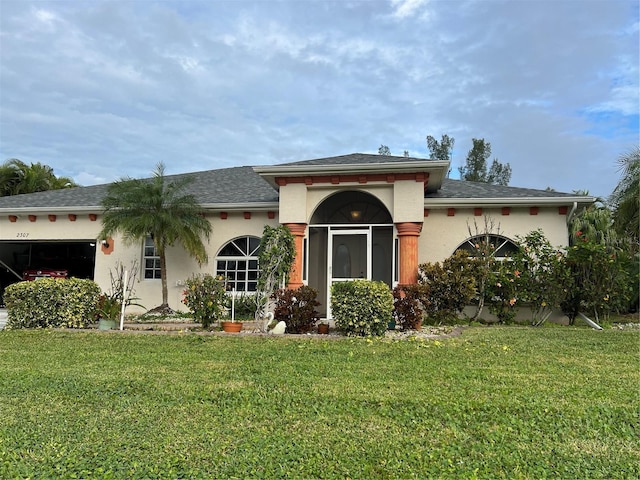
97 294 121 330
317 322 329 334
97 261 143 330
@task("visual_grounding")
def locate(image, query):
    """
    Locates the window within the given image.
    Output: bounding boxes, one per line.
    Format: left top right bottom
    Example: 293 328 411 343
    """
455 234 518 259
143 235 161 279
216 236 261 292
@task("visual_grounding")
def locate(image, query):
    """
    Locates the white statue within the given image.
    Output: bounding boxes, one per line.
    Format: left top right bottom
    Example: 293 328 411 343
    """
269 320 286 335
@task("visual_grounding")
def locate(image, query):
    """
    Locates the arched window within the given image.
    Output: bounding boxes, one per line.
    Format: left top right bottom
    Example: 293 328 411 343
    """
215 236 261 292
455 235 519 258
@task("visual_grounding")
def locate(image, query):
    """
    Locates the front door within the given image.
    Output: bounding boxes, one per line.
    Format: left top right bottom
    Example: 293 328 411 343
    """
327 228 371 318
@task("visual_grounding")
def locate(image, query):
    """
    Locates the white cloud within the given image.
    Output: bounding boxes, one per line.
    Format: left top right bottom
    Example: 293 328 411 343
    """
390 0 430 19
0 0 636 199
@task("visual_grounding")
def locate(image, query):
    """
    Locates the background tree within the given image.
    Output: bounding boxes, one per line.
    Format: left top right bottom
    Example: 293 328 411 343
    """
610 146 639 249
99 162 212 313
426 134 455 161
0 158 77 196
378 145 391 155
459 138 512 186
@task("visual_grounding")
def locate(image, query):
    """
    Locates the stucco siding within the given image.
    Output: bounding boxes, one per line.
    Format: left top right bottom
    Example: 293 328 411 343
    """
418 207 569 264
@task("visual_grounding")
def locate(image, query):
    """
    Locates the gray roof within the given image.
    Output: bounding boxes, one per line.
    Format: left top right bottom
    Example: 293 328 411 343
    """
0 155 582 211
0 166 278 210
282 153 435 166
431 179 576 199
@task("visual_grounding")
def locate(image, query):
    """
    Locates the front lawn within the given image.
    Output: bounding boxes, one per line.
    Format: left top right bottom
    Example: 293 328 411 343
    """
0 327 637 478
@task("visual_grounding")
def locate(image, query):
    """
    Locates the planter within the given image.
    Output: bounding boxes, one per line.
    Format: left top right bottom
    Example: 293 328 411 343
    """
221 321 243 333
98 319 117 331
317 323 329 335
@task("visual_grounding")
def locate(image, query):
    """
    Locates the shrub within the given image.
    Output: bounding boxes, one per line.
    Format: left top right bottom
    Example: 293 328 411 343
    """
271 285 320 333
486 263 519 324
255 225 296 323
331 280 393 337
4 278 101 329
230 292 259 320
418 251 476 325
511 230 568 326
182 274 228 328
393 284 427 330
563 232 632 323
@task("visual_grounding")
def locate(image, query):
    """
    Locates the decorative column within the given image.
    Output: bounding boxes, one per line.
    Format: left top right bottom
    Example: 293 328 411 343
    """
395 222 423 285
285 223 307 289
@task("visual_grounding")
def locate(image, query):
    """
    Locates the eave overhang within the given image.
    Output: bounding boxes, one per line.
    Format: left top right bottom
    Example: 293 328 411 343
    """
254 161 451 193
424 196 595 209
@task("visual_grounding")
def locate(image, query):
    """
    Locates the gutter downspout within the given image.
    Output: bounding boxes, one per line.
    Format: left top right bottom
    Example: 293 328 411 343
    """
567 201 578 226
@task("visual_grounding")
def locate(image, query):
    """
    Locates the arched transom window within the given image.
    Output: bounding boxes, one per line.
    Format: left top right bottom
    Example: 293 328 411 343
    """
455 235 519 258
216 236 261 292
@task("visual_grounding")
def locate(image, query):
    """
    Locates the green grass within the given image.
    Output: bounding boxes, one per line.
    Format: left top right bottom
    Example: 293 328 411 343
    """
0 327 638 479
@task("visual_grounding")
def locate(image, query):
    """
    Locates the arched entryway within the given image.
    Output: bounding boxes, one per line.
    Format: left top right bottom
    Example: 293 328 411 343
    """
306 191 394 318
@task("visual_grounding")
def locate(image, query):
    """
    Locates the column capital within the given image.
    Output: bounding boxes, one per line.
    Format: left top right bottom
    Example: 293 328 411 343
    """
395 222 423 236
285 223 307 236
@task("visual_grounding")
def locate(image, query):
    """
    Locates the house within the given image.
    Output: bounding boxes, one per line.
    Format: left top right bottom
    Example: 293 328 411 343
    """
0 154 593 317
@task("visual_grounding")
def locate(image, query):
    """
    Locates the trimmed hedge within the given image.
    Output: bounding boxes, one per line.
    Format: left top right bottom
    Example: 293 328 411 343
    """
331 279 393 337
3 278 101 329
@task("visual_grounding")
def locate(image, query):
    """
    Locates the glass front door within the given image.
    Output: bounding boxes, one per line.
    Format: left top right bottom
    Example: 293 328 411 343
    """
327 229 370 318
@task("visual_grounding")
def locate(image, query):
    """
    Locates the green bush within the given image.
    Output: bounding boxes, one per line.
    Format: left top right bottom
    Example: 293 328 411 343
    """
182 274 229 328
486 262 520 324
4 278 101 329
331 280 393 337
272 285 320 333
230 292 259 320
393 284 427 330
418 251 476 325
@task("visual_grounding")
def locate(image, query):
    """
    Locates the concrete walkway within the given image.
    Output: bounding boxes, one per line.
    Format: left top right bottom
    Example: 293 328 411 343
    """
0 309 7 330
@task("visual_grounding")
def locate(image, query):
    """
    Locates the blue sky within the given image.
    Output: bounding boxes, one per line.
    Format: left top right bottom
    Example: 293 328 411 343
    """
1 0 638 198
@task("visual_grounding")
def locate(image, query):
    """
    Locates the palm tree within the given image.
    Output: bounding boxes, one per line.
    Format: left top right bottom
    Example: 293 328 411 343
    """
610 146 639 249
99 163 212 313
568 190 618 248
0 158 78 196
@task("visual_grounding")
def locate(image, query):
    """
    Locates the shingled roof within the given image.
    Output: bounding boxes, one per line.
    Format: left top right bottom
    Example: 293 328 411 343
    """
0 166 278 210
431 179 576 199
0 154 586 212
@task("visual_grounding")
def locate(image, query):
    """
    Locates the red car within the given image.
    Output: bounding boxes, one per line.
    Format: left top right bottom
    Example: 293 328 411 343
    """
22 269 69 281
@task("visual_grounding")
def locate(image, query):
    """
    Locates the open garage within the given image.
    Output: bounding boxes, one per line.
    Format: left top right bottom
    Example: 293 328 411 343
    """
0 241 96 305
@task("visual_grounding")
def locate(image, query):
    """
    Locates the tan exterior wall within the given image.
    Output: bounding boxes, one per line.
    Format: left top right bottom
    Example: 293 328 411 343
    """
392 180 425 223
0 214 103 240
418 207 569 264
278 181 425 225
281 183 395 224
0 212 279 313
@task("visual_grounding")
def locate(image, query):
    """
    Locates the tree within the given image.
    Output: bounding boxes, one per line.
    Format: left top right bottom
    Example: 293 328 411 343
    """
486 159 512 186
512 230 568 326
378 145 391 156
0 158 78 196
610 146 639 249
99 162 212 313
458 138 511 186
426 134 455 161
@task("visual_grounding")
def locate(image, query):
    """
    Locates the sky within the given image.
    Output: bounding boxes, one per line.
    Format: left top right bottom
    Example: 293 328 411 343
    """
0 0 638 198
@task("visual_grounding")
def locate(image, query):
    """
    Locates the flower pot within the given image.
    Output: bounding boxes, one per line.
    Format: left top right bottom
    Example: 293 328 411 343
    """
98 319 117 331
413 320 423 330
387 319 397 330
317 323 329 334
221 321 243 333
